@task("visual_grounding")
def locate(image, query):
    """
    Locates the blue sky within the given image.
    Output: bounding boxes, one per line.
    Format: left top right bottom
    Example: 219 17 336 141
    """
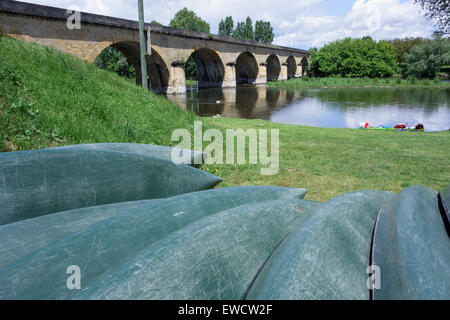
319 0 355 16
22 0 435 49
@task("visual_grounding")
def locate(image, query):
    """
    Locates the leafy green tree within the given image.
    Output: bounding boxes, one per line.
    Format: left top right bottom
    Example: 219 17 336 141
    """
94 47 136 79
150 20 162 26
309 37 397 78
255 20 274 44
387 37 430 66
169 7 210 33
169 8 210 80
184 57 197 80
233 17 254 41
232 22 246 40
403 36 450 78
243 17 254 41
219 16 234 37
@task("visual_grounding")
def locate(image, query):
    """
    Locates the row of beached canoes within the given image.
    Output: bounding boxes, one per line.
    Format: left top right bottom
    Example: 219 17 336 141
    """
0 144 448 299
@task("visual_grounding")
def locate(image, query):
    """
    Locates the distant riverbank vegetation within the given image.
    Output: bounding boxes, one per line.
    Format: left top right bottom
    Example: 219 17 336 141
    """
271 36 450 88
267 76 450 88
307 36 450 80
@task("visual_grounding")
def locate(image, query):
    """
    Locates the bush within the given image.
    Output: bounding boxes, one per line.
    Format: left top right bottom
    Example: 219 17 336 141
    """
403 37 450 79
309 37 397 78
407 75 417 85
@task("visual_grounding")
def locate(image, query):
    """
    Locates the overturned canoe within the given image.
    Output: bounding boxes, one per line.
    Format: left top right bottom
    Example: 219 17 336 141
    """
0 147 222 226
371 186 450 300
57 143 205 166
439 184 450 228
0 186 308 299
74 199 322 300
245 191 395 300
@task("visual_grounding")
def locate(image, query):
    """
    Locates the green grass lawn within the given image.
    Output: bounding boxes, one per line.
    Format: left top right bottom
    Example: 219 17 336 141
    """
269 76 450 89
1 35 449 201
201 117 450 201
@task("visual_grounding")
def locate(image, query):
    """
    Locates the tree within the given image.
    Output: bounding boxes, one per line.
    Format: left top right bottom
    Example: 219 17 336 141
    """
255 20 274 44
243 17 255 41
403 36 450 78
94 47 136 79
219 16 234 37
232 22 245 40
150 20 162 26
308 37 398 78
233 17 254 41
414 0 450 34
387 38 430 65
169 8 210 80
169 7 210 33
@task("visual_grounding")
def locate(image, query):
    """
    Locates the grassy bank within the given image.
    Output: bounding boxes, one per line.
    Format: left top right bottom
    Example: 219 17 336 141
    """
0 35 197 152
268 76 450 88
1 36 449 201
201 117 449 201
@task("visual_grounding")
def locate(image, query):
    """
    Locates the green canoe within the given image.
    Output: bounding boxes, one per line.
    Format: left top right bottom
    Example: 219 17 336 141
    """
0 186 308 299
245 191 395 300
57 143 205 166
74 199 322 300
0 147 222 226
371 186 450 300
439 184 450 228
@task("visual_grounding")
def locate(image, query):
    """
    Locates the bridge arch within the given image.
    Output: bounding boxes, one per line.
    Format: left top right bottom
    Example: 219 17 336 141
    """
94 42 169 93
266 54 281 82
235 52 258 85
300 56 308 77
186 48 225 88
287 56 297 79
147 49 170 94
100 42 141 83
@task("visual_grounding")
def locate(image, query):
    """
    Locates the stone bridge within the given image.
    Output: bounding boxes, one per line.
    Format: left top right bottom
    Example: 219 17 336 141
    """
0 0 310 94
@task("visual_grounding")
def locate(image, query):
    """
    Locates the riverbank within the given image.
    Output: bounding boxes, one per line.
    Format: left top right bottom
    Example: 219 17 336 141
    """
1 36 449 201
268 76 450 88
202 117 449 201
0 35 197 152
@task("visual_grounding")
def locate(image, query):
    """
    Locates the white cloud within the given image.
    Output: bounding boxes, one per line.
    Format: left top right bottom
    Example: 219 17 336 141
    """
274 0 434 48
20 0 434 49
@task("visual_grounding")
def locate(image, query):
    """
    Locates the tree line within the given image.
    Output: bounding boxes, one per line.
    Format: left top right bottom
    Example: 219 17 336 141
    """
308 35 450 79
219 16 274 44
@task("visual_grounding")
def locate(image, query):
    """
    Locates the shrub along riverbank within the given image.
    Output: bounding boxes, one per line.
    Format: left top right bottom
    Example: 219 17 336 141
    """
267 76 450 88
1 36 449 201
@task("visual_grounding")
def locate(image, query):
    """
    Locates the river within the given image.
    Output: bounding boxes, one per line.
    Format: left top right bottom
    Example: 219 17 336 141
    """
168 85 450 132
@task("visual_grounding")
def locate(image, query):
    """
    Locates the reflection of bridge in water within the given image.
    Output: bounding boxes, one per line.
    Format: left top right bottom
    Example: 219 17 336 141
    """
168 86 303 119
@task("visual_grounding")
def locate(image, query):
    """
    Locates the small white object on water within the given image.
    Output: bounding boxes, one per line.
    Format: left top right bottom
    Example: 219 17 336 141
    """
216 100 221 104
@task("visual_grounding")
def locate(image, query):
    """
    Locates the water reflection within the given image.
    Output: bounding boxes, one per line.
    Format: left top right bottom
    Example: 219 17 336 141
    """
167 86 450 131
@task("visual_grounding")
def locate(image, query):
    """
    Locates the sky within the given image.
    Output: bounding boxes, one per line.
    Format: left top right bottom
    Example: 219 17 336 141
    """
21 0 435 49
